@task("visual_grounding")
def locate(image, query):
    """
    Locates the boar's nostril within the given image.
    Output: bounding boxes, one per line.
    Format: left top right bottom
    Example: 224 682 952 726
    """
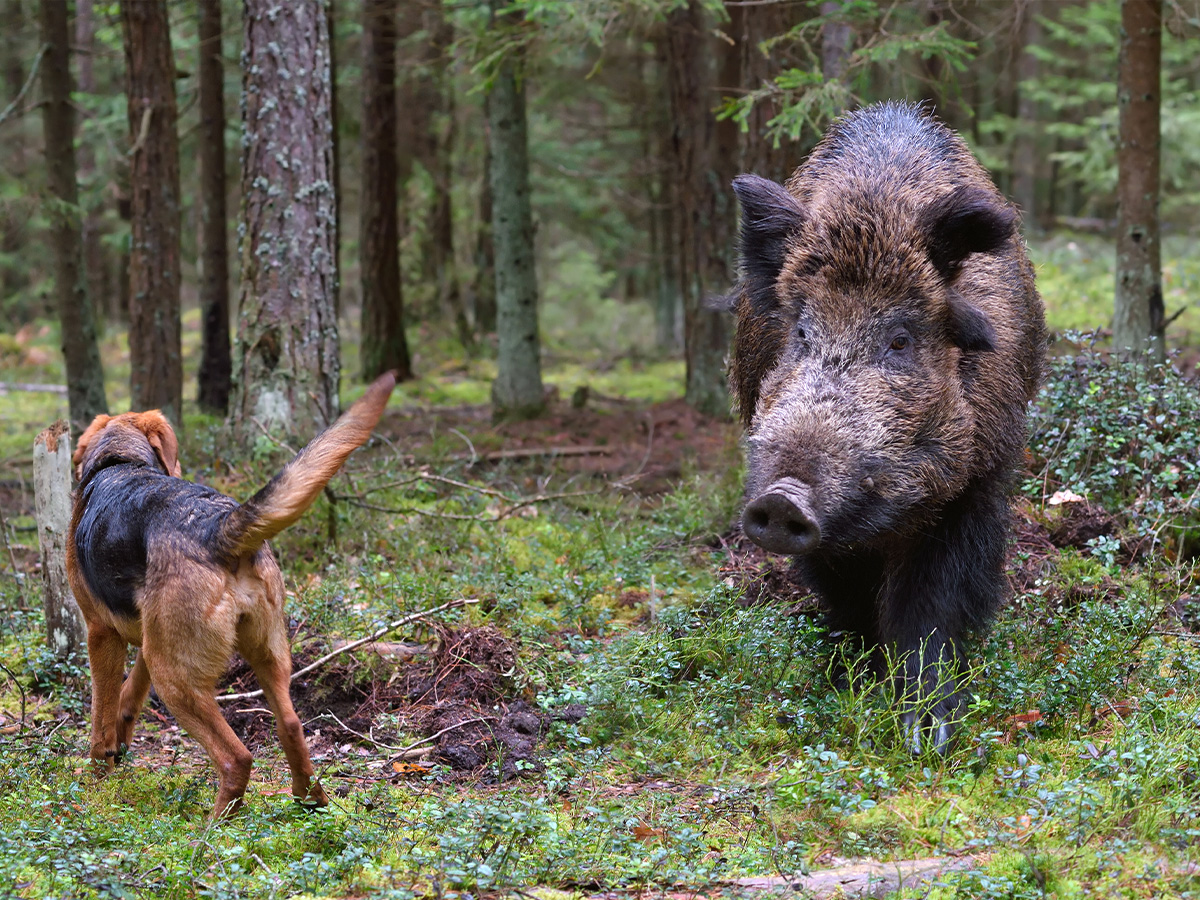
743 479 821 555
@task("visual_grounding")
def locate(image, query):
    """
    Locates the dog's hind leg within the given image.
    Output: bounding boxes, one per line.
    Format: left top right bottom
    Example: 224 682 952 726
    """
85 625 128 770
241 638 329 809
146 661 253 818
116 650 152 754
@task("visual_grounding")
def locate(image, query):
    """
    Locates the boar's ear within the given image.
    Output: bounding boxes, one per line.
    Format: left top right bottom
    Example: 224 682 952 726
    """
946 291 997 353
732 174 806 307
920 185 1017 280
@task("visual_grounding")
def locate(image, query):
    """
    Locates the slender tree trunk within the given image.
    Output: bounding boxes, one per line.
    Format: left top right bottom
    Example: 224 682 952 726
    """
487 2 543 420
647 40 681 351
665 1 732 419
425 5 468 343
232 0 341 442
1 1 27 311
1113 0 1164 361
360 0 412 381
328 0 341 318
1011 0 1041 227
743 1 806 179
197 0 231 413
122 0 183 424
472 134 497 336
39 0 108 432
75 0 110 334
820 0 852 89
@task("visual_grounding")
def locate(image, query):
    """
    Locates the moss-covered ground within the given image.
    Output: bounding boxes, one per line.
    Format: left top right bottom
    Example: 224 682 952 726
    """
1 232 1198 898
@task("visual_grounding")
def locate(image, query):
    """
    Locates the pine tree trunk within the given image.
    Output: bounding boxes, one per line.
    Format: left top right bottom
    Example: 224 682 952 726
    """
197 0 231 413
1113 0 1164 361
648 40 681 351
75 0 110 335
487 2 544 420
39 0 108 432
360 0 412 381
122 0 183 424
744 2 805 179
232 0 341 442
1011 1 1042 228
328 0 342 318
425 6 468 342
665 1 732 420
820 0 852 89
472 134 497 336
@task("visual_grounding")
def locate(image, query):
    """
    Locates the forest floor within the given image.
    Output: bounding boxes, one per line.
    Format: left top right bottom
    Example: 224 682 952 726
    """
1 232 1200 899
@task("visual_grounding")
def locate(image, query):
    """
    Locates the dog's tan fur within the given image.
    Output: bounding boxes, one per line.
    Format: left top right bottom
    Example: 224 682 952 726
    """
67 373 396 817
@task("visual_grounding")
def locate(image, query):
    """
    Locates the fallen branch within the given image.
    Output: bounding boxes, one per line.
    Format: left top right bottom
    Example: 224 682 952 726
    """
216 598 477 703
0 382 69 395
329 467 604 522
451 445 612 463
392 716 493 758
733 854 985 898
315 711 493 760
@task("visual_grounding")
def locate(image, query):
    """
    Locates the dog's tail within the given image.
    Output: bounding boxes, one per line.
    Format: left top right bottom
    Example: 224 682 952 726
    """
215 371 398 558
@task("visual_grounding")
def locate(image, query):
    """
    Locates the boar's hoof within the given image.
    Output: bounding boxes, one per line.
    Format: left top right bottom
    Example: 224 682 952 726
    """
901 710 954 756
743 478 821 555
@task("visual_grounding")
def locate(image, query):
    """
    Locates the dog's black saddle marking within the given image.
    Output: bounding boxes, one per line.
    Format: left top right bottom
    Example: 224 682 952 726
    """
74 463 238 619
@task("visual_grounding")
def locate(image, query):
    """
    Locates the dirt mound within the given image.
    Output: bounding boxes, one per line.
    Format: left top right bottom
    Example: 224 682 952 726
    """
716 528 816 611
215 625 581 783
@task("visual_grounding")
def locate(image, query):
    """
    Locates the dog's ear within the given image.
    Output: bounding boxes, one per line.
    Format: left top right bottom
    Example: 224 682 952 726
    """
73 414 112 480
135 411 182 477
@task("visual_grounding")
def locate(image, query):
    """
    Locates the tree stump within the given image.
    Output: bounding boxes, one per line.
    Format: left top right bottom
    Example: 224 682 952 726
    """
33 421 85 659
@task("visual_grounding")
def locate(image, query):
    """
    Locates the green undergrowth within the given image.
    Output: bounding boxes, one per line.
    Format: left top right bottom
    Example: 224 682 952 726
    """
3 271 1200 897
1031 232 1200 345
3 419 1199 897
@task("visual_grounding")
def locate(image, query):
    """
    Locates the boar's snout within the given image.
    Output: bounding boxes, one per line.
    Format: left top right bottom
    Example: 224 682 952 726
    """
743 478 821 555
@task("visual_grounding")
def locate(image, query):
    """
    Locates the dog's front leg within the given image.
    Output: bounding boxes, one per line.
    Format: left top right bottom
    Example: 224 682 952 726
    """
85 626 128 768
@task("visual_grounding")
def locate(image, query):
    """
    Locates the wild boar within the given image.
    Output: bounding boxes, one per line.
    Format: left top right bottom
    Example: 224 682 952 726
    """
728 101 1045 751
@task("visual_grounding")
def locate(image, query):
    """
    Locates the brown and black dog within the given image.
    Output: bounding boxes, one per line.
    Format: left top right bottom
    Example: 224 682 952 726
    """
66 372 397 818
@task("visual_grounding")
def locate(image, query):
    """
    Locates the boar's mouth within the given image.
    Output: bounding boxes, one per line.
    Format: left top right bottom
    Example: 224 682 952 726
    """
743 477 821 555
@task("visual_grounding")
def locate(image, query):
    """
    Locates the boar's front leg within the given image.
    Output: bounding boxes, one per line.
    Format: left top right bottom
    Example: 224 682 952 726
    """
877 480 1010 754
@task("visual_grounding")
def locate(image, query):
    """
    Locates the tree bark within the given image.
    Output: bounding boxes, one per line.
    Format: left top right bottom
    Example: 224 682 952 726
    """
1011 0 1042 228
38 0 108 432
423 4 467 341
232 0 341 442
34 421 85 661
75 0 111 334
359 0 412 381
122 0 183 424
665 1 733 419
472 134 497 336
820 0 852 88
1113 0 1164 361
487 1 544 420
648 39 681 350
328 0 342 317
197 0 231 413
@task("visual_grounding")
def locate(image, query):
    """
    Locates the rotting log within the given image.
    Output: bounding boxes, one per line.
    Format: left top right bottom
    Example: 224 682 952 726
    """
33 421 85 660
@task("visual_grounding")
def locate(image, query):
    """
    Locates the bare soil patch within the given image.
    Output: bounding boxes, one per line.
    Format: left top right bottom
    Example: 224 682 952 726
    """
378 396 740 494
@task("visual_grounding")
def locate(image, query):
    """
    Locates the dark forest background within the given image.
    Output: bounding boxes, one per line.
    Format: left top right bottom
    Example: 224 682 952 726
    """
2 0 1199 440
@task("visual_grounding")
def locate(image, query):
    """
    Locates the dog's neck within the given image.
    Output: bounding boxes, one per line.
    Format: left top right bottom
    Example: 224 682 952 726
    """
78 429 168 488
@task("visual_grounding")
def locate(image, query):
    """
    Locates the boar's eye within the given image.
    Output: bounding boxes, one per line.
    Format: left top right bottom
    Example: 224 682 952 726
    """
795 323 812 351
884 332 913 360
